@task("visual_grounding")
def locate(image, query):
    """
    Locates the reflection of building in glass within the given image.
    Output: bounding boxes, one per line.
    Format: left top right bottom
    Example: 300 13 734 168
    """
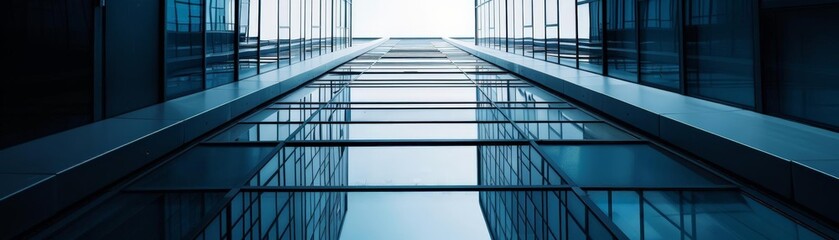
475 0 839 131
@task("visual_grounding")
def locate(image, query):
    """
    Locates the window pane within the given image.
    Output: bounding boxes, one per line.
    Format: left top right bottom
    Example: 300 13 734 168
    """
685 0 755 107
349 146 478 186
639 0 680 91
534 0 547 60
577 1 604 73
166 0 205 99
512 0 524 55
606 0 637 82
547 0 560 63
498 0 508 50
260 0 279 72
206 0 236 88
239 0 260 79
541 144 726 187
559 0 578 67
766 5 839 130
129 146 275 189
291 0 303 63
279 0 291 66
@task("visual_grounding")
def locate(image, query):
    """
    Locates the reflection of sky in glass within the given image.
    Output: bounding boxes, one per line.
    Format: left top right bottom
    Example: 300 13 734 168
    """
342 145 488 238
340 192 491 240
349 124 479 139
349 146 477 185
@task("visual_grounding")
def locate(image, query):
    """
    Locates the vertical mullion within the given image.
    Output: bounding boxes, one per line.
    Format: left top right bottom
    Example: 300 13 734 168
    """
256 0 261 73
601 0 608 75
679 0 687 94
297 0 309 62
274 0 283 66
639 190 646 239
544 0 548 61
476 0 479 45
752 0 762 112
234 0 241 81
679 191 686 240
329 0 335 52
635 0 641 83
574 0 579 69
202 0 208 90
93 2 104 119
320 0 323 55
505 0 510 52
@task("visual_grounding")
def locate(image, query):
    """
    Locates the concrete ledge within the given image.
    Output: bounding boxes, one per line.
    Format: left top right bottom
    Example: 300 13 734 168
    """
444 37 839 223
0 38 387 238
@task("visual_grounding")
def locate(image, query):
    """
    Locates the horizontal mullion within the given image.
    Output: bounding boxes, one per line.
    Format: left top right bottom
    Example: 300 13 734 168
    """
283 139 532 146
122 185 739 193
236 120 604 124
341 85 479 88
352 79 474 82
240 185 572 192
273 101 569 104
273 139 647 146
263 106 578 110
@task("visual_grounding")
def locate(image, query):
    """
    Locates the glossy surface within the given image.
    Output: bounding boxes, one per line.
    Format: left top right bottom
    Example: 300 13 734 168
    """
448 36 839 231
22 39 833 240
542 144 724 187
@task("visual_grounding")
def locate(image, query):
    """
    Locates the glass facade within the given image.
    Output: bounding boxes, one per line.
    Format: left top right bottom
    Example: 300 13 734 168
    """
206 0 237 88
28 39 830 239
165 0 206 99
475 0 839 130
165 0 353 99
684 0 755 108
762 3 839 131
639 0 679 90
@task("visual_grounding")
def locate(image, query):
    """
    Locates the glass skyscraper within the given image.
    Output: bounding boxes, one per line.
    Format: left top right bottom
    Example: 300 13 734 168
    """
1 1 838 239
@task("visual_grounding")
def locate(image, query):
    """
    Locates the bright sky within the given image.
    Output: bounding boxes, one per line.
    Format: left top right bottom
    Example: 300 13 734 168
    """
352 0 474 37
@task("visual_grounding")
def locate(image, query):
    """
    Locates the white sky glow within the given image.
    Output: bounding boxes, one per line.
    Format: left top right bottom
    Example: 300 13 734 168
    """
352 0 474 37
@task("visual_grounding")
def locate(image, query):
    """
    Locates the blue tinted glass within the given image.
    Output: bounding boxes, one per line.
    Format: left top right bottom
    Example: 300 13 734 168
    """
767 6 839 130
206 0 236 88
541 144 725 187
165 0 205 99
348 146 477 186
44 192 225 239
577 0 604 73
589 211 615 239
612 191 642 239
129 146 274 189
591 191 823 240
342 192 491 239
639 0 680 91
606 0 638 82
685 0 755 107
239 0 260 79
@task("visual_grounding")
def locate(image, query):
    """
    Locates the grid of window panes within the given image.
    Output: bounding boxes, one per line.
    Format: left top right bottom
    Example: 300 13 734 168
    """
165 0 353 100
475 0 838 125
32 39 831 239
